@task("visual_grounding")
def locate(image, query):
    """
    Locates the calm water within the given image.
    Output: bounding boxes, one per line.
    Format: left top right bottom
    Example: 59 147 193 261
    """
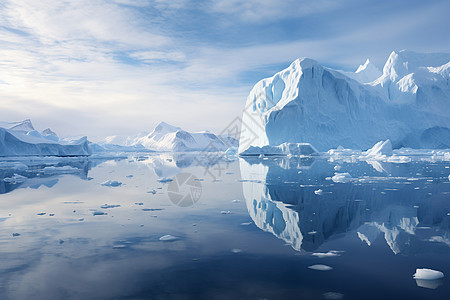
0 153 449 300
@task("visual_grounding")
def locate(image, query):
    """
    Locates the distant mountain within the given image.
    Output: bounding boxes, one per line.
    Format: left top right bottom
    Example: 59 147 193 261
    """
102 122 238 152
0 120 90 156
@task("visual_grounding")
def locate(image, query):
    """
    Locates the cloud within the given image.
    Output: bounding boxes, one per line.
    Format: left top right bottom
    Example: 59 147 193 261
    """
0 0 448 138
209 0 341 23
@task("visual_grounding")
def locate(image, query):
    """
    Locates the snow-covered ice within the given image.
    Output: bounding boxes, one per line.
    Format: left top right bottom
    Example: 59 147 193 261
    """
308 264 333 271
0 119 90 156
101 180 122 187
312 250 343 258
413 268 444 280
239 50 450 153
159 234 180 241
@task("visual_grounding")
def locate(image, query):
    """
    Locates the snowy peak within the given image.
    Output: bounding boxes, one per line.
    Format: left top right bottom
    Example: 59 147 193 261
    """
345 58 382 84
152 122 181 135
42 128 57 137
0 119 35 131
381 50 450 82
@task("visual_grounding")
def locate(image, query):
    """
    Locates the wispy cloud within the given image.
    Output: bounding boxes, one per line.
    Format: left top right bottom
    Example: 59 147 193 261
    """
0 0 448 137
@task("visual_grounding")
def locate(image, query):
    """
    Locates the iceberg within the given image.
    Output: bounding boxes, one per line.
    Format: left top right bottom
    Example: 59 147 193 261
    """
239 142 318 156
413 268 444 280
102 122 238 152
239 50 450 153
0 119 90 156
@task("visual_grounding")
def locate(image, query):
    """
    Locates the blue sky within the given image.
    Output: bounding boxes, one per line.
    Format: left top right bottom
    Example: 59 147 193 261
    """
0 0 449 139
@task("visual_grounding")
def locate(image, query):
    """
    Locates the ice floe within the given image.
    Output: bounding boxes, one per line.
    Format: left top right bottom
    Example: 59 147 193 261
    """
308 264 333 271
159 234 179 241
101 180 122 187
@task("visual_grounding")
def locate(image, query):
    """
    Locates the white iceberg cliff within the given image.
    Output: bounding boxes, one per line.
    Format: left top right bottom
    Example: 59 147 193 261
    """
239 50 450 153
0 120 90 157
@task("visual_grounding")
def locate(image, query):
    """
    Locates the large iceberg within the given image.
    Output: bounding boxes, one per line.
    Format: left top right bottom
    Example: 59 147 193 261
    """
102 122 238 152
239 50 450 153
0 119 90 156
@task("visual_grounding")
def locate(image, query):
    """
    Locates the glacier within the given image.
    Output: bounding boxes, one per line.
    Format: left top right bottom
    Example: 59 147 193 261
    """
0 119 90 157
239 50 450 154
102 121 238 152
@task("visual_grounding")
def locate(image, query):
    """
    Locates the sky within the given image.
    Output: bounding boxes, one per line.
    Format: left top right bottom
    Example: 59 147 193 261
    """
0 0 449 139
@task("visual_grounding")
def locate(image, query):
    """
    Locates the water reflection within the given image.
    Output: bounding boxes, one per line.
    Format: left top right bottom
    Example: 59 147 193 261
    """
240 156 450 253
0 158 95 194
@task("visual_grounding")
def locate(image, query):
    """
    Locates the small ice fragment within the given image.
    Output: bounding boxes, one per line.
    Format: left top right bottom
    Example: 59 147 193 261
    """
231 248 242 253
37 212 46 216
78 218 84 221
448 175 450 181
323 292 344 300
100 204 120 209
334 165 342 171
232 199 241 203
147 190 157 194
221 211 232 214
312 250 343 258
308 264 333 271
142 208 163 211
158 178 173 183
92 211 107 216
113 245 126 249
314 189 323 195
240 222 252 226
135 202 144 205
331 172 351 183
101 180 122 187
413 205 419 209
413 268 444 280
12 233 21 237
308 231 317 235
126 175 133 178
49 214 55 216
159 234 179 241
59 239 64 244
3 174 27 183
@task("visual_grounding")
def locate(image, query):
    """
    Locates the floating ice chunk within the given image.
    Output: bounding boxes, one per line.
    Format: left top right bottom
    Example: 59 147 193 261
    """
147 189 157 194
92 210 107 216
36 212 46 216
3 174 27 183
331 172 352 183
231 248 242 253
12 233 21 237
413 268 444 280
158 177 173 183
232 199 241 203
142 208 163 211
240 142 318 156
448 175 450 181
308 264 333 271
43 166 78 174
101 180 122 187
220 211 232 214
312 250 343 258
364 140 393 158
240 222 252 226
159 234 179 241
100 204 120 209
126 175 133 178
314 189 323 195
112 245 126 249
334 165 342 171
323 292 344 300
135 202 144 205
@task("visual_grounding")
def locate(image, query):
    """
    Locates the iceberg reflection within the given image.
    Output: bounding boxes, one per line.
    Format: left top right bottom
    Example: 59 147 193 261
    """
239 156 450 253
